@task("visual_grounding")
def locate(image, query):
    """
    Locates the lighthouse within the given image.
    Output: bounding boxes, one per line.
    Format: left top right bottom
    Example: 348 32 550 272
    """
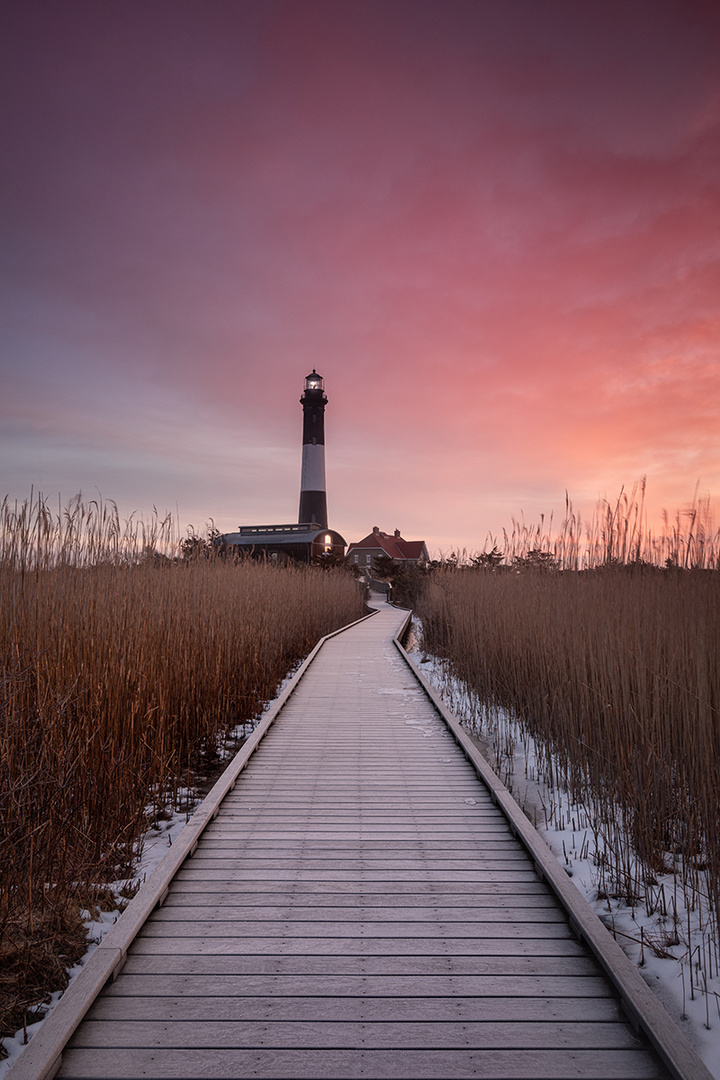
298 370 328 529
220 370 345 562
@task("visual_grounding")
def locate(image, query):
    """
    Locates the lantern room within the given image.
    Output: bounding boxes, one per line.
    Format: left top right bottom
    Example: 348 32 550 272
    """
304 369 324 394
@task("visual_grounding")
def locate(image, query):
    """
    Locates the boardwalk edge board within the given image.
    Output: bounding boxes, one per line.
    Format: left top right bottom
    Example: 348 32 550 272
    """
6 609 379 1080
392 609 713 1080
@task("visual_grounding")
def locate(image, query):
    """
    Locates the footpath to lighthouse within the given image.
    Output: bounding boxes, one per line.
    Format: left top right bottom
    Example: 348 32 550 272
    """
12 603 711 1080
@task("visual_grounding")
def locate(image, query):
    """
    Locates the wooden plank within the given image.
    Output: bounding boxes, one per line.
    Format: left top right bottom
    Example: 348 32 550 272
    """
128 936 581 957
100 974 615 998
57 1046 668 1079
167 879 549 896
174 857 535 870
147 908 568 925
139 921 572 940
186 842 536 854
163 888 552 904
202 827 515 837
167 881 552 898
84 994 627 1024
120 953 601 976
196 839 525 850
70 1018 645 1050
215 804 505 812
194 825 523 835
167 869 544 882
159 898 561 913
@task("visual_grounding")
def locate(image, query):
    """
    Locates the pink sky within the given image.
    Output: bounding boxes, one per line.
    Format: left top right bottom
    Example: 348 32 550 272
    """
2 1 719 555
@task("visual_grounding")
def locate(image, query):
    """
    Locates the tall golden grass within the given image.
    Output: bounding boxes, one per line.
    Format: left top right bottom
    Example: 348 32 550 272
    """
0 493 364 1042
489 480 720 571
418 497 720 988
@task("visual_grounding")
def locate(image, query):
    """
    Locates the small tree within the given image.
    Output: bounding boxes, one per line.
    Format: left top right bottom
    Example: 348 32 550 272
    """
181 533 209 561
182 526 229 561
391 564 427 607
312 551 349 571
373 554 397 578
512 548 558 572
471 546 503 569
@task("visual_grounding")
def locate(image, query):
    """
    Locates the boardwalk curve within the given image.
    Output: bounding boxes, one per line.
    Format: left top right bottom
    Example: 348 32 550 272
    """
8 604 710 1080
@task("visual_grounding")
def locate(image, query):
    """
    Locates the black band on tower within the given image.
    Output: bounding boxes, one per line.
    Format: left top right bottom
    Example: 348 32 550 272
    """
299 490 327 529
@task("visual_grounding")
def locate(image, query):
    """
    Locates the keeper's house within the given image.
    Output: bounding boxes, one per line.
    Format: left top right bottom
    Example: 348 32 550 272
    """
346 527 429 570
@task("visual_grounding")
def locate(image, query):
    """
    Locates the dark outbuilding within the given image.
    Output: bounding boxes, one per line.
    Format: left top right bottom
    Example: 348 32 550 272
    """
220 523 346 564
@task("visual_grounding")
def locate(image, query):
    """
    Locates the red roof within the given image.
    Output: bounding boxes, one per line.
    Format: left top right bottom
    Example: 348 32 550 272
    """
347 529 428 562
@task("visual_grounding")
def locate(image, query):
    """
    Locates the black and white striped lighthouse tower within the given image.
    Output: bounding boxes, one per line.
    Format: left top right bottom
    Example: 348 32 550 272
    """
298 370 328 529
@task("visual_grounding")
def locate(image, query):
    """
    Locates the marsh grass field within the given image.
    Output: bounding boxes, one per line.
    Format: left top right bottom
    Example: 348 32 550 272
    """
417 493 720 1016
0 494 365 1048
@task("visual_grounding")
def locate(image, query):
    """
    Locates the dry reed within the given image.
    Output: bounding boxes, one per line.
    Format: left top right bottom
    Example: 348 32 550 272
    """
420 565 720 890
416 503 720 1019
485 480 720 571
0 493 364 1045
418 492 720 997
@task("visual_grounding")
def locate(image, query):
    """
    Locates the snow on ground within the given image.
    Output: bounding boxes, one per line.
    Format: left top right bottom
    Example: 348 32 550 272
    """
406 634 720 1079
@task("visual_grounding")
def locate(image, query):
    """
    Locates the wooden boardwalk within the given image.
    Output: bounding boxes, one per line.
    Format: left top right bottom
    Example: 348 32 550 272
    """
54 604 671 1080
14 604 709 1080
